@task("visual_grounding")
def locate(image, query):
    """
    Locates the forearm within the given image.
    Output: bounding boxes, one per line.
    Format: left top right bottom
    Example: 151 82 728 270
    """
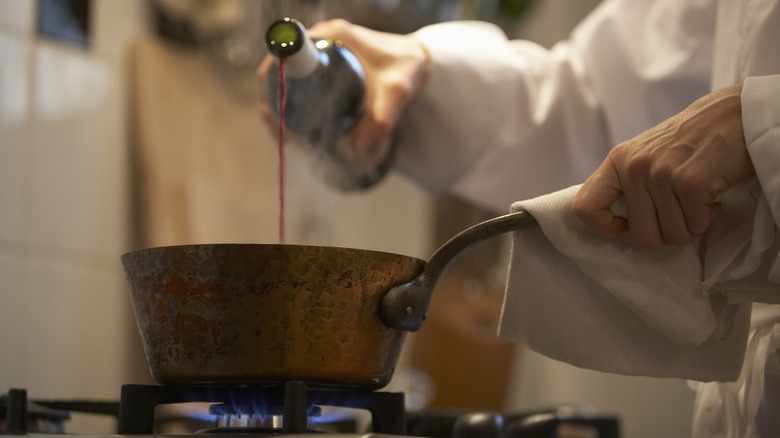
393 0 716 213
393 21 611 212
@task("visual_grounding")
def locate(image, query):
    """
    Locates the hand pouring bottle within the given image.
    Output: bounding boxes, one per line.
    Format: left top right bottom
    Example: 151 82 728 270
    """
265 17 392 190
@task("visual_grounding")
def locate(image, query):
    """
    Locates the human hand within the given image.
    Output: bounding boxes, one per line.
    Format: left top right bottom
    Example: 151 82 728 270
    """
573 83 755 250
256 19 430 161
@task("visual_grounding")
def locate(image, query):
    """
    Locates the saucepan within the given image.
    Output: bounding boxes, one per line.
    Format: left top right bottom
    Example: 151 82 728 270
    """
121 211 538 389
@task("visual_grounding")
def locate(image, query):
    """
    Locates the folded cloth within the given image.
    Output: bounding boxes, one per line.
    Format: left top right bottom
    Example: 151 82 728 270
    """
498 182 773 382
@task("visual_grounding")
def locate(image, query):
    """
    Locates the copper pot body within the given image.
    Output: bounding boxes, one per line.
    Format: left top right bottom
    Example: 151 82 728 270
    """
121 244 425 389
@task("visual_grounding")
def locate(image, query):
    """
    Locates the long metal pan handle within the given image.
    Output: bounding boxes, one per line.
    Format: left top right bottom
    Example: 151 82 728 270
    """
380 210 538 331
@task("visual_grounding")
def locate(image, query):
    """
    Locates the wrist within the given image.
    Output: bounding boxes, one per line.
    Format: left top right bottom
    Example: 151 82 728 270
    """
682 83 745 149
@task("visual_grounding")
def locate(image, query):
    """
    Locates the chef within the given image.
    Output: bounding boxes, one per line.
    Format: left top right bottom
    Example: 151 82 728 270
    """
258 0 780 436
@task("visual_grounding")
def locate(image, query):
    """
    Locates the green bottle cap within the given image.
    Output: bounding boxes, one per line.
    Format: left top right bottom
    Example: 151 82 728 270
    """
266 18 305 57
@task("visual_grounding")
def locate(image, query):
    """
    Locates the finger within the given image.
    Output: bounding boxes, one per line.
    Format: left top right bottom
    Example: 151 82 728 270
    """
352 116 391 156
256 56 275 106
573 161 628 239
646 161 697 245
623 193 661 249
308 19 362 47
651 185 698 245
259 102 273 123
674 161 728 235
307 19 344 38
622 182 664 250
681 198 720 235
677 184 719 235
308 20 384 67
256 55 273 82
352 74 409 153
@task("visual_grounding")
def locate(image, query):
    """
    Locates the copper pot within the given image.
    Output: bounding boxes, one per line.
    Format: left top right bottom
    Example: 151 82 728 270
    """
121 211 537 389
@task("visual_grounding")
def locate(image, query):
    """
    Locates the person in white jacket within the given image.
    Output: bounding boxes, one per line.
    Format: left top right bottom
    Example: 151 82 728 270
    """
258 0 779 436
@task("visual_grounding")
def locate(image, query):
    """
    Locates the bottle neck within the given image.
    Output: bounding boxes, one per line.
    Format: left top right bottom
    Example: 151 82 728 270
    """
280 37 320 79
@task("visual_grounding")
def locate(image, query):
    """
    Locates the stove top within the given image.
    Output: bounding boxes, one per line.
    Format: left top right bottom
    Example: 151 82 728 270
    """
16 435 403 438
1 385 620 438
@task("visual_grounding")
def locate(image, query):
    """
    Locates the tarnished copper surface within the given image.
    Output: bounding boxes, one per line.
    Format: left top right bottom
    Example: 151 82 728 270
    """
121 244 425 389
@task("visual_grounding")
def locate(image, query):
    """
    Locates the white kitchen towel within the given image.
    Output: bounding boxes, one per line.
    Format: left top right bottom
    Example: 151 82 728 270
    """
498 183 777 382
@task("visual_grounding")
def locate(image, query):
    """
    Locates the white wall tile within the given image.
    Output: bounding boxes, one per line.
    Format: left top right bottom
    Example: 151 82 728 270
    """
0 32 29 127
0 251 26 389
0 33 29 243
28 43 128 257
18 256 129 400
1 2 148 433
33 44 110 121
0 0 34 35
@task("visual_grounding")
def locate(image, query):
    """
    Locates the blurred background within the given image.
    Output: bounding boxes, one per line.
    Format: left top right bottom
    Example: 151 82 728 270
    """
0 1 695 437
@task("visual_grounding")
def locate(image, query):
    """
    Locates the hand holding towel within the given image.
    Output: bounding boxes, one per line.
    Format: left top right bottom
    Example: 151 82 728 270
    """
498 180 777 382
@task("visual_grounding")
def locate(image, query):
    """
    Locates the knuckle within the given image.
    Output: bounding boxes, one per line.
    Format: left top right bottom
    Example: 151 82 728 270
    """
648 161 673 188
672 172 702 202
622 153 648 185
611 141 648 182
607 142 628 161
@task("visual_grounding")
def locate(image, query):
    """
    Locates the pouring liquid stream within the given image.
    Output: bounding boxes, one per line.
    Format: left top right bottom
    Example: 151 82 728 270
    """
276 57 287 244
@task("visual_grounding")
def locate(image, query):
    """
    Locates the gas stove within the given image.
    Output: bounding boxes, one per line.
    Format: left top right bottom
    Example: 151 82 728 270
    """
1 383 620 437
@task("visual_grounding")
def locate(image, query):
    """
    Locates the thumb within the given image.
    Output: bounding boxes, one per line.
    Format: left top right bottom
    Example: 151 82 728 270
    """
573 161 628 239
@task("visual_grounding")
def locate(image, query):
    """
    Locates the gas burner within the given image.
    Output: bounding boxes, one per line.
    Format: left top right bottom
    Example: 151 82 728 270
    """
117 382 406 435
205 402 321 432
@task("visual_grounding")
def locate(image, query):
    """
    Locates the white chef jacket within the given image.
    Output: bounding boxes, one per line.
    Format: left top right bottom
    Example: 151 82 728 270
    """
394 0 780 437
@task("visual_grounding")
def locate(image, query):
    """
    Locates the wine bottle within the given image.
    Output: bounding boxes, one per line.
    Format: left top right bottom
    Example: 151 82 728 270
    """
265 17 392 190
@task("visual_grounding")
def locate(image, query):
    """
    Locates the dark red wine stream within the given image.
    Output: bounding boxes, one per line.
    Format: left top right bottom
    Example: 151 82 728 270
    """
277 58 287 244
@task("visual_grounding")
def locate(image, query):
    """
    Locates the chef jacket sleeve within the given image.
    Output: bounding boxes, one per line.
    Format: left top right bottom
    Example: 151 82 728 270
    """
393 0 716 213
742 74 780 285
696 75 780 303
744 75 780 228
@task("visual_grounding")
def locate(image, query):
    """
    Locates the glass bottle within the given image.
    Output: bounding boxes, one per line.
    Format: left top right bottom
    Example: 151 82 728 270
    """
265 17 391 190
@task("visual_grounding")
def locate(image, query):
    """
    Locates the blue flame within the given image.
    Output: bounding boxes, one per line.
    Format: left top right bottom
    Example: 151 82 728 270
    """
170 386 372 428
174 402 360 426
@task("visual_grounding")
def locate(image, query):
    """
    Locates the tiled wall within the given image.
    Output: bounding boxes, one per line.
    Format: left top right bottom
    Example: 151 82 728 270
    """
0 1 150 432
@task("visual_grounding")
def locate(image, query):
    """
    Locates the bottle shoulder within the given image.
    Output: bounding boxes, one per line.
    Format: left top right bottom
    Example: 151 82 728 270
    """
333 44 365 80
289 42 365 84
